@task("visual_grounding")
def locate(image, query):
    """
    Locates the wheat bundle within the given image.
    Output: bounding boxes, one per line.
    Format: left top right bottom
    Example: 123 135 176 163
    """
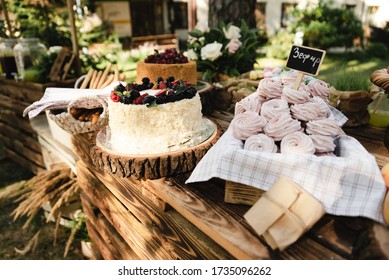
10 165 80 229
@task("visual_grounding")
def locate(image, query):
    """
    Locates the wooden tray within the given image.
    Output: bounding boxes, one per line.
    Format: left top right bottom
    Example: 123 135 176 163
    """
90 118 222 179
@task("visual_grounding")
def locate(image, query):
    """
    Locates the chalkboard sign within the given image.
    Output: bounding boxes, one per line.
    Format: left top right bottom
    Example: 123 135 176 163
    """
286 45 326 76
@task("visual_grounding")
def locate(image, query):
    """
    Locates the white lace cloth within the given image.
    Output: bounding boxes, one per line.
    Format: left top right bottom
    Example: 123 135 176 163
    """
187 122 386 224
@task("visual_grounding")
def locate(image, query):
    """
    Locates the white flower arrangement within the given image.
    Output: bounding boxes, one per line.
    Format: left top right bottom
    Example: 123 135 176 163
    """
187 20 263 82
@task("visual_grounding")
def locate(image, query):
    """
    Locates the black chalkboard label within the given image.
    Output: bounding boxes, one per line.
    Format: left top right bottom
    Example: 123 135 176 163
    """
286 45 326 76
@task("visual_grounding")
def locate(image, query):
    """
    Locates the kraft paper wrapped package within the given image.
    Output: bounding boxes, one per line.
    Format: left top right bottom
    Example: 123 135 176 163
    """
243 177 326 251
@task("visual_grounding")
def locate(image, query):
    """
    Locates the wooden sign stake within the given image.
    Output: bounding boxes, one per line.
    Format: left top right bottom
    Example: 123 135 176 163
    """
293 72 304 90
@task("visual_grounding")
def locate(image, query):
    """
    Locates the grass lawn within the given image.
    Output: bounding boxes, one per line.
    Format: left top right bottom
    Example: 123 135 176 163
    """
255 53 388 86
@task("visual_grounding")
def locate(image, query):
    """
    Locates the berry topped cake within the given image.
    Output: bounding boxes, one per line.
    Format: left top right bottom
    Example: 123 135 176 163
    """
107 76 204 154
136 48 197 85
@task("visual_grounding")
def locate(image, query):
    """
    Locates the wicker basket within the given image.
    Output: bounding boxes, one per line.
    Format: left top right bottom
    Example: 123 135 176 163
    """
47 96 108 134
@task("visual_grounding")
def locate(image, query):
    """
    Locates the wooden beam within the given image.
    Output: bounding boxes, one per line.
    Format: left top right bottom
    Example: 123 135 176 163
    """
0 0 13 37
66 0 81 76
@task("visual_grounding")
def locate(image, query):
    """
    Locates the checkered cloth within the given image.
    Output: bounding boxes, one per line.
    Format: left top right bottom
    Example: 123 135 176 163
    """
187 110 386 224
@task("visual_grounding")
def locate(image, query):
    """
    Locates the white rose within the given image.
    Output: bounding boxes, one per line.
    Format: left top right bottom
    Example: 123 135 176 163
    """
201 42 223 61
223 25 241 40
187 49 198 60
225 39 242 54
195 22 210 33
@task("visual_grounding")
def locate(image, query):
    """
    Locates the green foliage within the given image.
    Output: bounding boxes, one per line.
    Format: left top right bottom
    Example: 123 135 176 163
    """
23 49 60 83
289 1 363 49
8 0 71 47
265 29 295 59
365 42 389 59
187 20 266 82
331 68 371 91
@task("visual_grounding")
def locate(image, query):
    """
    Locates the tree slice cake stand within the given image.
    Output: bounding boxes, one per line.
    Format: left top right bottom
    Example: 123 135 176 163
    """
90 118 222 179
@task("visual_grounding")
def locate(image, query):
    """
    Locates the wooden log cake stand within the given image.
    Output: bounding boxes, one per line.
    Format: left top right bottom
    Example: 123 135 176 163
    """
89 118 222 180
71 108 389 260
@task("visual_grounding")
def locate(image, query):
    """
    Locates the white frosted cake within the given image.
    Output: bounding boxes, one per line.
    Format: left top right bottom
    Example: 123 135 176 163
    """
107 77 204 154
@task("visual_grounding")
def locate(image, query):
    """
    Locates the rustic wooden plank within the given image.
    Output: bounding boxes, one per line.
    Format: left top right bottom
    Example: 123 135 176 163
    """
71 133 95 166
0 133 44 167
278 236 344 260
353 222 389 259
144 176 270 259
305 215 369 258
0 93 30 115
4 147 45 174
77 161 175 260
81 193 138 260
0 123 42 153
88 163 234 260
0 109 35 134
40 145 64 170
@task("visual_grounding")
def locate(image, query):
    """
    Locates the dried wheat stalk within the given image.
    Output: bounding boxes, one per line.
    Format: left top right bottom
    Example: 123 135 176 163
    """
46 182 80 222
0 180 27 200
63 217 83 258
11 165 80 230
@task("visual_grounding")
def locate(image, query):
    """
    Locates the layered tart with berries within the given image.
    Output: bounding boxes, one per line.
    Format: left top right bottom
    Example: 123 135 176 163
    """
136 48 197 85
107 76 205 154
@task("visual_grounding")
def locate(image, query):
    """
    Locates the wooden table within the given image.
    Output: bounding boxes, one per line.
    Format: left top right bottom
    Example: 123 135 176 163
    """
71 109 389 260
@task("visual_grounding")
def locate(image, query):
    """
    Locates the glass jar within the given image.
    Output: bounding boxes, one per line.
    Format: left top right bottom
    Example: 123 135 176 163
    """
0 38 18 79
13 38 47 80
368 92 389 128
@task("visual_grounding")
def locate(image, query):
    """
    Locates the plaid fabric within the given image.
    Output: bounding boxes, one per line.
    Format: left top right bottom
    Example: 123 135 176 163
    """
187 119 386 224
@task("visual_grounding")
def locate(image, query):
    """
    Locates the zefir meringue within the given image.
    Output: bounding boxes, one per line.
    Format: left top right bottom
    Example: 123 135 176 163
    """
231 111 267 140
310 134 336 153
260 99 290 121
308 78 330 100
290 102 322 121
310 96 331 118
281 86 311 104
256 77 283 100
280 131 315 155
244 133 278 153
264 113 301 141
235 93 263 116
306 119 340 137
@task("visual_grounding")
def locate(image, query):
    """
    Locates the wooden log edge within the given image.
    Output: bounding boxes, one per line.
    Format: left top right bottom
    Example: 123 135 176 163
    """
89 118 222 179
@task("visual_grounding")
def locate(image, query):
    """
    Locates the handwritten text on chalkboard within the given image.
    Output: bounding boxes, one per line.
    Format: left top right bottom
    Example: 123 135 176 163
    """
286 45 326 76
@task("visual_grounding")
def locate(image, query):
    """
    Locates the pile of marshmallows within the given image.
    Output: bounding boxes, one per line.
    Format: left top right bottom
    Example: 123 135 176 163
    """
231 70 341 156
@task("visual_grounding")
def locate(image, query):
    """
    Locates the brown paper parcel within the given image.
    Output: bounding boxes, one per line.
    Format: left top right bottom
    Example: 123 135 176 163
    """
244 176 326 251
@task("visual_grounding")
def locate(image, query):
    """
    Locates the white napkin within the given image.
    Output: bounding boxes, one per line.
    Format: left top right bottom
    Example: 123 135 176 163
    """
23 87 113 119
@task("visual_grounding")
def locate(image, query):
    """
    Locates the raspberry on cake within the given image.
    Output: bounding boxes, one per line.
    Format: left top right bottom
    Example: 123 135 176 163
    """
136 49 197 85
